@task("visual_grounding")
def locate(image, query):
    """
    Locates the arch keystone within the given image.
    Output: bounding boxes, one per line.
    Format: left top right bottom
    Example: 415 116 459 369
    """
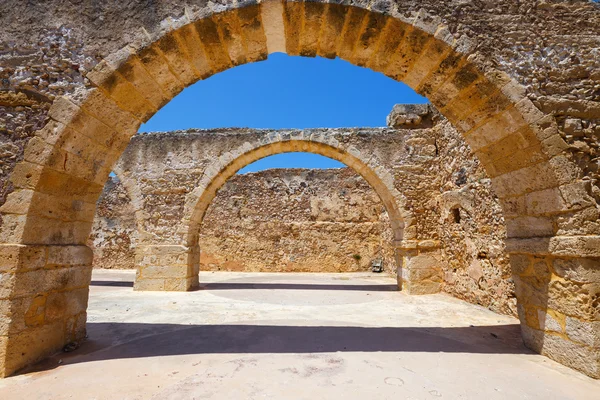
261 0 286 53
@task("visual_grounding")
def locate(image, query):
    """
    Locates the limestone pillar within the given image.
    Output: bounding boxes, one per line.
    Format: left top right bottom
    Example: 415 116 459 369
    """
133 244 199 291
0 244 93 377
395 240 443 295
507 236 600 378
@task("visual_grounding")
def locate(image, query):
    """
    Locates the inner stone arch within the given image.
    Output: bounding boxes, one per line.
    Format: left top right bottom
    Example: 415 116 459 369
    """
184 139 407 247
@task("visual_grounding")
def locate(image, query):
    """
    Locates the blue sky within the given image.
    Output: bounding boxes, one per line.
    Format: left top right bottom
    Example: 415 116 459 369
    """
139 53 427 173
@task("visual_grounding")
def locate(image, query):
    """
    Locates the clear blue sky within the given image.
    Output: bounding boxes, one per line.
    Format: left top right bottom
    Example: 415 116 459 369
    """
139 53 427 173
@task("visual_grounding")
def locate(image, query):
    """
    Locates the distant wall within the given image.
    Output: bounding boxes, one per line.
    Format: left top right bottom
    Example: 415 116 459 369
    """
88 176 136 270
89 167 395 273
199 168 395 273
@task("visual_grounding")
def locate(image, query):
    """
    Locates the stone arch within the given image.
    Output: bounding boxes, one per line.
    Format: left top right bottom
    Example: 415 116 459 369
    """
3 1 574 247
184 138 409 246
132 134 413 292
1 0 596 378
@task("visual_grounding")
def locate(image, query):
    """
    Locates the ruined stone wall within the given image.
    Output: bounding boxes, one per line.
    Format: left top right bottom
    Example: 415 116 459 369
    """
88 176 136 270
433 121 515 316
115 127 415 244
90 168 396 273
89 117 517 315
199 168 395 273
2 0 600 378
388 106 515 315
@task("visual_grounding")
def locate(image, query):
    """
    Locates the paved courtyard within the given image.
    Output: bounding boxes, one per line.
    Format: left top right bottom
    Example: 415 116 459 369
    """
1 270 598 399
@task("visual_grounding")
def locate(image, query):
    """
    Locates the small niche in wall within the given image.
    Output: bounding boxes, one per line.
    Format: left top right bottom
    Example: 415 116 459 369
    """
451 207 461 224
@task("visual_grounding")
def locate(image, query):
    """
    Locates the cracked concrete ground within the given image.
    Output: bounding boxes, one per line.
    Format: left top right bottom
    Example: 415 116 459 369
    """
1 270 599 399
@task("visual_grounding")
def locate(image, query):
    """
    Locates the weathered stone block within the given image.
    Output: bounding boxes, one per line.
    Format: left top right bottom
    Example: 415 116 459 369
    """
212 12 247 66
1 321 66 378
237 4 267 62
506 216 555 238
542 333 600 379
402 279 442 295
133 278 165 291
137 45 184 98
44 288 89 323
46 246 93 267
0 245 47 273
86 61 156 121
552 258 600 284
566 317 599 348
537 309 564 333
77 89 139 135
140 265 190 279
155 32 201 86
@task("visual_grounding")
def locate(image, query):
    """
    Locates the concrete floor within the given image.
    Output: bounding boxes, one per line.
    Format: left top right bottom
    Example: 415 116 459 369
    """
1 270 599 399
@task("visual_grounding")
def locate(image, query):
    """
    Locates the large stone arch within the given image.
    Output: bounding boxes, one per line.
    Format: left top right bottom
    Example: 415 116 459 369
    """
1 0 597 378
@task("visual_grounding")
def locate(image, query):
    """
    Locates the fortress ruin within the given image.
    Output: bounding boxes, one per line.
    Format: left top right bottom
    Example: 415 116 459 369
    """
0 0 599 382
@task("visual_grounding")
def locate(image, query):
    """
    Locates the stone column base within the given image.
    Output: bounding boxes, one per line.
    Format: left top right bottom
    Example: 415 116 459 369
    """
508 243 600 379
0 244 93 378
521 323 599 378
134 245 199 291
394 240 442 295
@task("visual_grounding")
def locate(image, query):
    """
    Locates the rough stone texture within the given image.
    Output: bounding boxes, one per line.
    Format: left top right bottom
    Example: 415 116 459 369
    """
90 114 516 316
387 103 438 128
111 125 435 294
88 176 136 270
199 168 395 273
1 0 599 378
1 0 599 208
90 168 396 273
434 122 516 316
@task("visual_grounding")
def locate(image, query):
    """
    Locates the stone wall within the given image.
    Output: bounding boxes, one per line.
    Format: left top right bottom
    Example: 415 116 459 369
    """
89 113 517 316
434 121 516 316
1 0 599 212
201 168 395 273
88 176 136 270
90 168 396 273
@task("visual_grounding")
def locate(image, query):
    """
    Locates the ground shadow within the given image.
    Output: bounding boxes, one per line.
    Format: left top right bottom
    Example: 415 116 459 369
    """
19 322 528 375
90 281 399 291
200 283 399 291
90 280 134 287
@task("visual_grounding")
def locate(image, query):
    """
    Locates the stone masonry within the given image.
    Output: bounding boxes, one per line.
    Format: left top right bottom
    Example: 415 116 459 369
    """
88 177 137 271
199 168 395 274
113 125 434 294
0 0 599 378
91 168 397 274
91 108 516 317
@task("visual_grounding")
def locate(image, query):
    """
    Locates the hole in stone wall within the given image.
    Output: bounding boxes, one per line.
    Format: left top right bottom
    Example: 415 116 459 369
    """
452 208 461 224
